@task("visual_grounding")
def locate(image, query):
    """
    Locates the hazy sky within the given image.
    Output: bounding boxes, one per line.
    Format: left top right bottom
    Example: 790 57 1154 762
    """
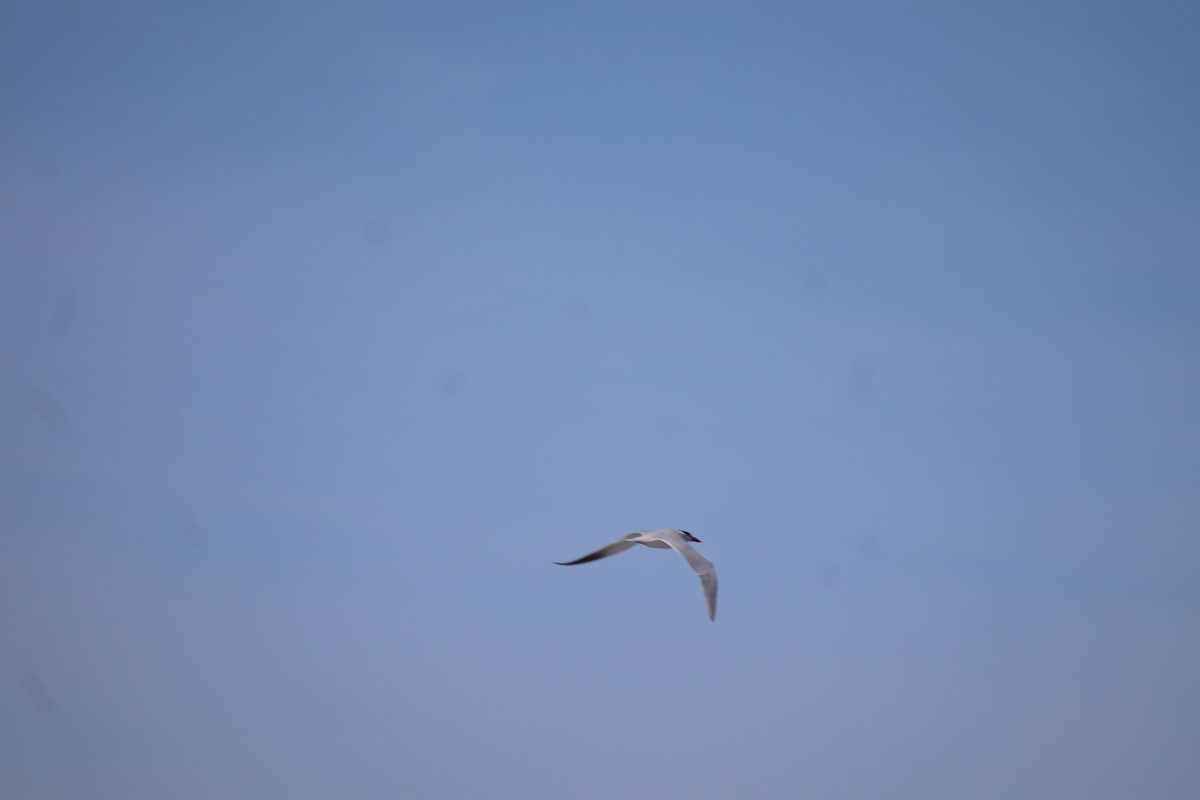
3 2 1199 798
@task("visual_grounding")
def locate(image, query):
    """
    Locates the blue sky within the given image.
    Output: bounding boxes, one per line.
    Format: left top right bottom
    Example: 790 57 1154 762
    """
3 2 1199 798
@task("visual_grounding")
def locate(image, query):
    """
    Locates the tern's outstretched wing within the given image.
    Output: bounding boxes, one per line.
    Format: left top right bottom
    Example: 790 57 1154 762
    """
554 536 638 566
660 532 718 621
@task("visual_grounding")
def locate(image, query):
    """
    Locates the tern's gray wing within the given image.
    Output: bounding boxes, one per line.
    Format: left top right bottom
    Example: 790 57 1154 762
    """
554 536 638 566
660 533 718 621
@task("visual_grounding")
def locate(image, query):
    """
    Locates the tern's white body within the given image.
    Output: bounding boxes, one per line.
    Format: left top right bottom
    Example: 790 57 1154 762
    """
555 529 718 620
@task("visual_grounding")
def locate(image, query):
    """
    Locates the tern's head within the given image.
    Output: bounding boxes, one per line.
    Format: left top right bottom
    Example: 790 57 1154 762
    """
680 530 701 543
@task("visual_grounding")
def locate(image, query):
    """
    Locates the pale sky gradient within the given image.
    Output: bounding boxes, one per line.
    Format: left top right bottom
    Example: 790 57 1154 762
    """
3 2 1199 798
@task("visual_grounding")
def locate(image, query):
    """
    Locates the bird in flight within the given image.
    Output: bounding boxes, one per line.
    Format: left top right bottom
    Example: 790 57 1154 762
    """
555 529 717 620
